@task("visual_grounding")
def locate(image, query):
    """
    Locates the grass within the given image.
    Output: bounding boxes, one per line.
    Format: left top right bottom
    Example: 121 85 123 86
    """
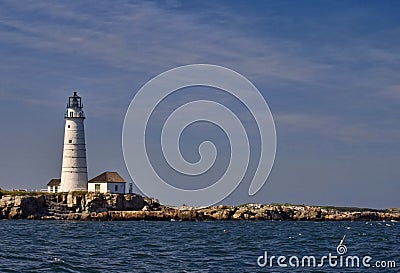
0 189 44 196
265 203 387 212
0 189 89 197
239 202 389 212
66 190 88 195
269 203 306 207
319 205 386 213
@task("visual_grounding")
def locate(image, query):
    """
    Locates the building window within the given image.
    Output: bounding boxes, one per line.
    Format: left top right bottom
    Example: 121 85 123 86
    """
54 186 58 193
95 184 100 192
68 125 70 128
115 185 118 192
69 140 72 143
50 186 53 192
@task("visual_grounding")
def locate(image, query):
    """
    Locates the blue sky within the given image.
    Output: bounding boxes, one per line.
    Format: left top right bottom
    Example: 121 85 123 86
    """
0 1 399 208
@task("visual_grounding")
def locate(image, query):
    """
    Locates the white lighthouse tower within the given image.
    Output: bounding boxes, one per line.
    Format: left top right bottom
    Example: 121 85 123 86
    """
60 91 88 192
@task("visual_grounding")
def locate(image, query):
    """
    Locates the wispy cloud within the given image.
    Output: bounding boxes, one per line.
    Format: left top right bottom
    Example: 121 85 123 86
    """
0 1 330 84
276 112 400 144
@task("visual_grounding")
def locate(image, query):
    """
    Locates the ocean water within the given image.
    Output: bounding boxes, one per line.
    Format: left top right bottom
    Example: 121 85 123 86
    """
0 220 398 272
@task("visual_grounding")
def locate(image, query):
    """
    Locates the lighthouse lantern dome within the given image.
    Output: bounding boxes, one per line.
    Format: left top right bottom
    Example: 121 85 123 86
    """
66 91 85 118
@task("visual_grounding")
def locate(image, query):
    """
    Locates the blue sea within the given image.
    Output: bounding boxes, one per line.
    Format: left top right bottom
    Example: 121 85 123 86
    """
0 220 398 272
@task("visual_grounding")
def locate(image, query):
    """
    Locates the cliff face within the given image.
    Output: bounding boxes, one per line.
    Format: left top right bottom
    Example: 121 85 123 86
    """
0 193 158 220
0 193 399 221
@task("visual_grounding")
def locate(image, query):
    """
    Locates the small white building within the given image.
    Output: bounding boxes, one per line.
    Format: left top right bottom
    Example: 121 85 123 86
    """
47 179 61 193
88 171 126 194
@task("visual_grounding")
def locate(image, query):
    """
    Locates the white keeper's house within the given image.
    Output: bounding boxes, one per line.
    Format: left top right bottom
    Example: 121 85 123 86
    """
47 171 127 194
47 179 61 193
87 171 126 194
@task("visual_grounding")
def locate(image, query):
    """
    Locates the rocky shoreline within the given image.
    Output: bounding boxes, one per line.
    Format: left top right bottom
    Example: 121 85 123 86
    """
0 192 399 221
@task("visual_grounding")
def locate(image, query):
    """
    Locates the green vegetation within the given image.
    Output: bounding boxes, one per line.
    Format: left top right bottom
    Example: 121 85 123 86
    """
269 203 306 207
318 205 385 213
0 189 44 196
266 203 387 212
0 189 89 197
50 190 88 196
69 190 89 195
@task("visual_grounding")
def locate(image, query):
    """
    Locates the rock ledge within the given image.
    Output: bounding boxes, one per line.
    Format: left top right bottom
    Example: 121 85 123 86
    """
0 193 399 221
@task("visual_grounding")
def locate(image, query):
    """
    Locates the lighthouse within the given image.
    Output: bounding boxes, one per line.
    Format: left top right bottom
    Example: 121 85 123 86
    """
60 91 88 192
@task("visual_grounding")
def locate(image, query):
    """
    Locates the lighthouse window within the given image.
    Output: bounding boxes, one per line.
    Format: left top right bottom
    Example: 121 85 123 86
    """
69 140 72 143
69 112 73 117
67 125 70 128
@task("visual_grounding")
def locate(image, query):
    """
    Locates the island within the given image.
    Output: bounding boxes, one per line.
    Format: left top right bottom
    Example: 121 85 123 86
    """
0 191 399 221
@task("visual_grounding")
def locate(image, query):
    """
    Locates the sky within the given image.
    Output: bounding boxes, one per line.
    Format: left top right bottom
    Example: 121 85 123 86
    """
0 1 399 208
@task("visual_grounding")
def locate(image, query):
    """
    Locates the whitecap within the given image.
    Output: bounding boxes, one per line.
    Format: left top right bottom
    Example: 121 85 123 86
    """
51 257 64 263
